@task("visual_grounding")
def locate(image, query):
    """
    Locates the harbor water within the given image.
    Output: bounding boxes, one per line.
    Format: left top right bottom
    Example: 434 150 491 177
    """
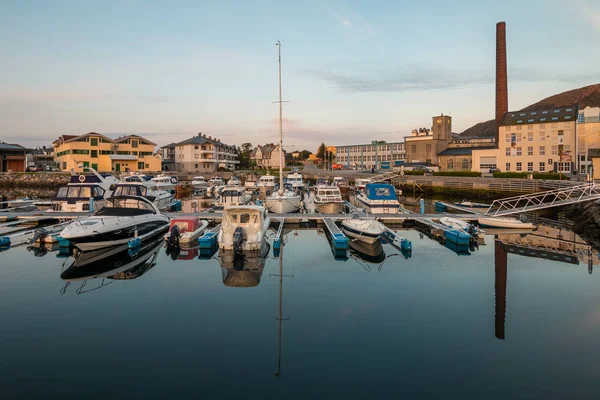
1 225 600 399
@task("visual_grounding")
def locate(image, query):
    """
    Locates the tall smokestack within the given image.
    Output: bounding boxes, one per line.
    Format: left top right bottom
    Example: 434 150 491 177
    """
496 21 508 130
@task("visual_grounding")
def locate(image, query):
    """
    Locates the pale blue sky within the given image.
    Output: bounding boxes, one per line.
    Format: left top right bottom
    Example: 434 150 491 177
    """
0 0 598 151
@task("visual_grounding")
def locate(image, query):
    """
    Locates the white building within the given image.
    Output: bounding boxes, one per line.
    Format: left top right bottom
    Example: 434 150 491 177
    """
335 141 406 170
250 144 285 168
174 133 239 173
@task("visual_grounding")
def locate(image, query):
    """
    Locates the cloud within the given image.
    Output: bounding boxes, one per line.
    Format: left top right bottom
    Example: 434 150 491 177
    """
578 0 600 31
341 18 351 27
304 64 599 93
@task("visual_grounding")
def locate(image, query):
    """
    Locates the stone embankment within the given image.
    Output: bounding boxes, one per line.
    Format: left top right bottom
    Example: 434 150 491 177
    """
566 200 600 249
0 172 70 188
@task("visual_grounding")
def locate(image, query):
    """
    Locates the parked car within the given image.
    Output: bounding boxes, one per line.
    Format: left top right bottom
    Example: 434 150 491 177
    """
489 167 501 173
413 165 434 174
44 165 51 171
26 165 37 172
36 166 44 171
332 163 344 170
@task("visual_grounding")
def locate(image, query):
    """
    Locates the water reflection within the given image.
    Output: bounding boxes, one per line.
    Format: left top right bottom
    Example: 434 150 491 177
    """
60 237 163 294
218 241 270 287
165 244 200 261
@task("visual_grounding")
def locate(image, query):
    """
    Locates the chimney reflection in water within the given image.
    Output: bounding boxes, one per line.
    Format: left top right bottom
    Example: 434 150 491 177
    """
495 239 507 340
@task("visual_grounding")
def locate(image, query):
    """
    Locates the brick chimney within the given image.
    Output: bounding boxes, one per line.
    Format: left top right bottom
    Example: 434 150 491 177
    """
496 22 508 131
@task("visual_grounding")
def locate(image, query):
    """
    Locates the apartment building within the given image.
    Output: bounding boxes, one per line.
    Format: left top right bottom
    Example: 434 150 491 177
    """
174 133 239 173
472 106 579 173
577 107 600 174
53 132 161 173
160 143 176 171
335 141 405 170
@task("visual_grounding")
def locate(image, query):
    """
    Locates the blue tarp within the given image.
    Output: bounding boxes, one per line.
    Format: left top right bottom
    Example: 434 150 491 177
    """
365 183 397 200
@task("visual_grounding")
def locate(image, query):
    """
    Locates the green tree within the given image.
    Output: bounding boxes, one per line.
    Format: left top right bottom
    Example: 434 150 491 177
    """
238 142 253 169
299 150 311 160
317 142 326 160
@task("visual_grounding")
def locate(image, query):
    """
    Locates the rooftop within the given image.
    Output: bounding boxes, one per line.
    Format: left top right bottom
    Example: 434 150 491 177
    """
0 143 27 151
500 106 579 127
438 146 496 156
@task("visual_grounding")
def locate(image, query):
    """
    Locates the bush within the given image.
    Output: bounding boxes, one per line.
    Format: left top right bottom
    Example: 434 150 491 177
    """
217 167 232 172
402 170 425 175
492 172 568 180
433 171 482 177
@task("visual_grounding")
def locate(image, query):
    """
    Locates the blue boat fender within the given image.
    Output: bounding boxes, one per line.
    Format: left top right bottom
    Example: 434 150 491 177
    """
128 237 141 248
400 239 412 251
0 236 11 247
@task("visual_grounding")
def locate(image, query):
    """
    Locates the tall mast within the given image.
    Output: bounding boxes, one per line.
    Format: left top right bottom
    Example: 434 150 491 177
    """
276 40 284 194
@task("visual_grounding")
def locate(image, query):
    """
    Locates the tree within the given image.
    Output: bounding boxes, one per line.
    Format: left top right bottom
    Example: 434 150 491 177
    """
317 142 326 160
238 142 253 169
299 150 311 160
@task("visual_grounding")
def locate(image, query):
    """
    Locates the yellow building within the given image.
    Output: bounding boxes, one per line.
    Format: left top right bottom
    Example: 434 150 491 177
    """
53 132 161 173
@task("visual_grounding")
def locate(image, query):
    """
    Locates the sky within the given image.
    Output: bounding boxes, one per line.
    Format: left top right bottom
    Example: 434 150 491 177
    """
0 0 599 152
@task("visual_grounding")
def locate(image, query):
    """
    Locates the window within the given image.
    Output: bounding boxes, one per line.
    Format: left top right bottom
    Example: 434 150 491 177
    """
516 162 522 171
539 124 545 129
516 147 522 156
91 150 98 158
90 138 98 146
517 134 522 142
72 150 89 154
194 145 199 150
82 161 89 168
539 146 545 156
516 125 523 130
447 159 454 170
505 126 510 132
195 164 198 168
505 133 511 142
558 162 570 172
528 132 533 141
528 119 534 123
552 146 558 155
132 151 138 155
506 162 510 171
552 117 559 121
132 140 138 148
426 159 432 164
539 162 545 172
528 147 533 156
411 145 416 152
540 131 545 141
461 159 469 170
194 154 199 159
137 162 144 170
62 162 66 169
426 144 432 152
527 162 533 172
92 163 98 170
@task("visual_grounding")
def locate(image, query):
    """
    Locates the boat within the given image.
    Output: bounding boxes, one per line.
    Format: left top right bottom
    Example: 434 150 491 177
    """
355 178 372 190
59 195 170 251
257 175 277 193
315 177 328 187
227 176 242 186
244 176 258 193
122 174 153 184
314 186 345 214
51 167 120 212
6 198 35 208
218 205 270 252
151 174 178 191
112 181 174 211
355 183 402 214
191 176 208 189
341 218 386 244
265 41 302 214
455 199 490 208
208 177 225 186
439 217 484 238
286 172 305 189
175 182 195 197
213 185 252 210
164 217 209 245
478 216 535 229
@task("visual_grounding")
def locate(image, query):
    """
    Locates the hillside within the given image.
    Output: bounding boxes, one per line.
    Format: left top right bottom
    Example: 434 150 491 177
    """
461 83 600 138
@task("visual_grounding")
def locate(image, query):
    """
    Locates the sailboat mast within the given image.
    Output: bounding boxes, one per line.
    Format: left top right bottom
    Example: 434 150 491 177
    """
277 40 284 191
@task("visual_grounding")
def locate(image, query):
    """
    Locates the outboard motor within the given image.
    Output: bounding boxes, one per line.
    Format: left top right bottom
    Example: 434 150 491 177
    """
233 227 245 255
30 228 49 245
167 225 181 248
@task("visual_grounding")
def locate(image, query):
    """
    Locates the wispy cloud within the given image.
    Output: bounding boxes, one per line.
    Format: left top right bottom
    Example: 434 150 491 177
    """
303 64 598 93
341 18 351 27
577 0 600 31
326 4 375 34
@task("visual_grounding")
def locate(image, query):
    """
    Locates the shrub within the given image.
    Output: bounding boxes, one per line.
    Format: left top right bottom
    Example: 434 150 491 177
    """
402 170 425 175
217 167 232 172
492 172 568 180
433 171 482 177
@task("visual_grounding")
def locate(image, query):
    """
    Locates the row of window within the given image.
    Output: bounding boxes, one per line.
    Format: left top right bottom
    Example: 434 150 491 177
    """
447 159 470 170
337 154 406 163
505 130 567 143
504 145 569 157
337 144 405 153
506 122 571 131
505 162 571 172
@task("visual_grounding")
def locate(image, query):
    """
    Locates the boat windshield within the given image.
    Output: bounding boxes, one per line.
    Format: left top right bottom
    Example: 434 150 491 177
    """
113 185 148 197
56 185 104 200
96 197 156 216
224 210 260 226
376 187 390 196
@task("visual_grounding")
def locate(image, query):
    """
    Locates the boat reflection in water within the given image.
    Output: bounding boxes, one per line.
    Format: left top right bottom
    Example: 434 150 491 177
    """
218 241 270 287
348 240 386 264
165 244 200 261
60 236 164 294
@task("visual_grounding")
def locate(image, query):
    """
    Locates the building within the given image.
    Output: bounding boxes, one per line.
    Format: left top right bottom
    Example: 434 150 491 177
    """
53 132 161 173
335 141 405 170
174 133 239 173
0 143 27 172
577 107 600 174
160 143 176 171
404 114 452 165
472 106 579 173
27 146 56 170
437 135 496 172
250 144 285 169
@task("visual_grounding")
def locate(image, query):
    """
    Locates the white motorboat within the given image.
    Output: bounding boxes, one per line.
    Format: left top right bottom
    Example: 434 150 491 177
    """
455 200 490 209
164 217 209 245
59 195 170 251
208 177 225 186
112 182 174 211
51 167 120 212
214 185 252 209
286 172 305 189
355 178 372 190
218 205 270 252
341 218 386 244
478 216 535 229
314 186 345 214
265 41 302 215
227 176 242 186
151 174 178 191
439 217 485 238
355 183 402 214
191 176 208 189
332 177 349 187
257 175 276 192
6 198 35 208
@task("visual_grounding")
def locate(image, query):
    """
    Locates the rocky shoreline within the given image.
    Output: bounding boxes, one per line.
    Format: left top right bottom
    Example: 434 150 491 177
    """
0 172 70 188
565 200 600 249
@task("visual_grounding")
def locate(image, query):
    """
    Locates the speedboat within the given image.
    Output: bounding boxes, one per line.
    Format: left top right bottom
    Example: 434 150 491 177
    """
341 218 386 244
51 167 120 212
286 172 305 190
214 185 252 210
355 178 372 190
191 176 208 189
439 217 485 238
59 195 170 251
164 217 209 245
478 216 535 229
355 183 402 214
151 174 178 191
218 205 270 252
314 185 345 214
455 200 490 209
208 177 225 186
112 182 174 211
257 175 277 193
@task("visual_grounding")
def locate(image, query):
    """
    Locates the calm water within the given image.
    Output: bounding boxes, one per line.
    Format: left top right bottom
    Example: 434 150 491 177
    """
1 227 600 399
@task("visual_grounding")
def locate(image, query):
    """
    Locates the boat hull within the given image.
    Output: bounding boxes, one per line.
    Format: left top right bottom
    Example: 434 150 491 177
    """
266 196 300 214
341 220 385 244
315 202 345 214
478 216 535 229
